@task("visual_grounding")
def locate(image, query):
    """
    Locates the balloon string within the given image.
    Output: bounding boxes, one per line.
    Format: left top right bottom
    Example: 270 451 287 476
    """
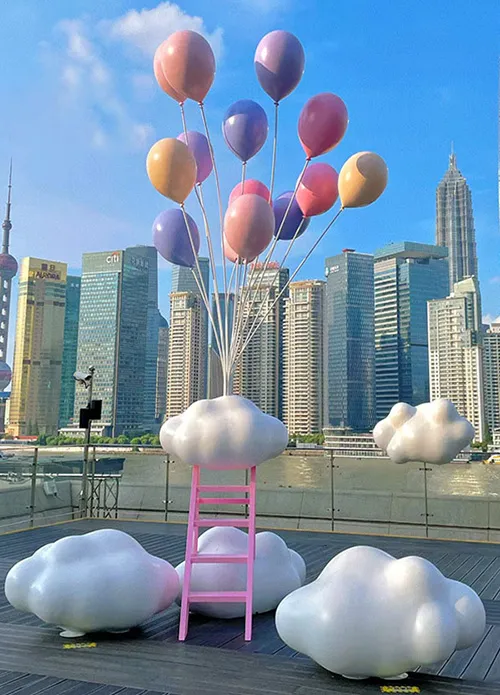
179 102 227 384
178 203 225 365
234 158 310 364
268 101 279 203
235 207 344 364
229 259 248 369
227 259 244 390
199 101 230 393
196 181 229 384
232 215 308 369
241 161 247 191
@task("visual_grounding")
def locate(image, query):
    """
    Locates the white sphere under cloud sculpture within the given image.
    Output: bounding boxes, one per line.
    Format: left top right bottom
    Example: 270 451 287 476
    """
176 527 306 618
160 394 289 469
4 529 179 637
373 399 474 465
275 545 485 680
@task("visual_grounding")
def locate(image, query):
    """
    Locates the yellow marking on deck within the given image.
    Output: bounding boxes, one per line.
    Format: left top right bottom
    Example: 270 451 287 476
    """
63 642 97 649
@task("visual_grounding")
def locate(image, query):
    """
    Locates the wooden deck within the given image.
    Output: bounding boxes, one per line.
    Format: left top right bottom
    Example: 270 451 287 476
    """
0 519 499 695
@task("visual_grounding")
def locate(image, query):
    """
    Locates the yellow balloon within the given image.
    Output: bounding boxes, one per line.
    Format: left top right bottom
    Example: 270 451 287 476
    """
338 152 388 209
146 138 197 203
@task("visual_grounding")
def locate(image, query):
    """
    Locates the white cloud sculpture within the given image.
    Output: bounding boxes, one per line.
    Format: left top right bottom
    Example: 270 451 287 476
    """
373 399 475 465
176 527 306 618
160 395 289 469
5 529 179 637
276 545 485 680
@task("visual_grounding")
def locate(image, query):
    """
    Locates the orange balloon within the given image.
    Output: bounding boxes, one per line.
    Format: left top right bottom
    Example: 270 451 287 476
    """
146 138 197 203
153 42 185 103
160 30 215 103
338 152 388 209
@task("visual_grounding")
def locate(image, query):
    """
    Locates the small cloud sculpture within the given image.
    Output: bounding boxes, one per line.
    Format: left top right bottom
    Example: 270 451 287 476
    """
160 395 289 469
276 545 485 680
373 399 474 465
176 527 306 618
5 529 179 637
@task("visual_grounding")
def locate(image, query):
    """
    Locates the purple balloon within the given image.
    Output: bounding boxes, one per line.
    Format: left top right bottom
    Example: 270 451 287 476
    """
177 130 212 184
254 31 305 103
153 209 200 267
273 191 310 241
222 100 268 162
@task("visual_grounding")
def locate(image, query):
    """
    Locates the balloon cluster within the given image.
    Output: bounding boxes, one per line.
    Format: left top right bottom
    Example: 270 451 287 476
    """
147 28 388 269
146 28 388 392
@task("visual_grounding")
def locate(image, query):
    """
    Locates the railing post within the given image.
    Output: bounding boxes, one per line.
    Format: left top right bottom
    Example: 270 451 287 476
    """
420 462 432 538
164 455 170 522
330 450 335 532
29 448 38 528
80 443 89 518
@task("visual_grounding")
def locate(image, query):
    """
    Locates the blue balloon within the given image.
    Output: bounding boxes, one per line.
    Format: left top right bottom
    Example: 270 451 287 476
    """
222 99 268 162
273 191 310 240
152 209 200 267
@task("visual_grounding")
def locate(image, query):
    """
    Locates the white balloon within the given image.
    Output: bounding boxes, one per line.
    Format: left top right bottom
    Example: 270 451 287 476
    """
176 527 306 618
373 399 474 465
276 545 485 680
5 529 179 637
160 395 288 469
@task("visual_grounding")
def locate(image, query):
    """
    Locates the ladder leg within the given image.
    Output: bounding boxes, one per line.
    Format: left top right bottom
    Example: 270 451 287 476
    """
244 466 257 641
179 465 200 641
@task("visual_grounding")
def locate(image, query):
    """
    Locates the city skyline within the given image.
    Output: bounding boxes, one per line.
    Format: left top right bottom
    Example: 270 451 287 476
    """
0 1 498 355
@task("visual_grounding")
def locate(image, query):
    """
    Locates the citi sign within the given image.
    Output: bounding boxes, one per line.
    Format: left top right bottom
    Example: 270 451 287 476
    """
106 252 120 264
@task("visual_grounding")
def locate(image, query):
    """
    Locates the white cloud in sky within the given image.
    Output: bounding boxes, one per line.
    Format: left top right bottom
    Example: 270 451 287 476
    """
102 2 224 59
490 276 500 285
54 17 154 151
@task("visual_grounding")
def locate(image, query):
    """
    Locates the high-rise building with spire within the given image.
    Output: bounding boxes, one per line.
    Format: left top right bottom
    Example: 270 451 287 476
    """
0 161 18 393
436 148 479 293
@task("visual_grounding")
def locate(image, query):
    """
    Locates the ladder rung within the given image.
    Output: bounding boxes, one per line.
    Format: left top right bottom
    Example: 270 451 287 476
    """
198 497 249 505
198 485 249 493
194 518 250 528
188 591 247 602
191 554 248 564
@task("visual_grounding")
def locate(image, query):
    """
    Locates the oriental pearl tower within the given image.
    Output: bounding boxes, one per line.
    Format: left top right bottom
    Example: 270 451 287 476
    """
0 161 18 391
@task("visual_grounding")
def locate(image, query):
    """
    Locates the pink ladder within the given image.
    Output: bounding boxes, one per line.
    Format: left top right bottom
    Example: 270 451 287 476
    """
178 465 257 642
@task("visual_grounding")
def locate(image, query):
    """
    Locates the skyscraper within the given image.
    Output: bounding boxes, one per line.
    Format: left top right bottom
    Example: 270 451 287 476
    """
171 258 210 397
483 319 500 438
155 314 169 421
283 280 326 435
167 291 206 417
133 245 159 432
75 248 151 436
0 162 18 393
374 242 449 419
325 250 375 431
233 264 289 418
428 276 485 441
8 258 67 436
58 276 81 428
436 150 479 292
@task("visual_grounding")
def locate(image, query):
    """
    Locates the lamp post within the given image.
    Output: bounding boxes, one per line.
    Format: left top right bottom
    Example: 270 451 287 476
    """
74 366 95 517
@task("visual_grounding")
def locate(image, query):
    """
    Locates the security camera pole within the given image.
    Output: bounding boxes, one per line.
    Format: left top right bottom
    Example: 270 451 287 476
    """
79 366 95 517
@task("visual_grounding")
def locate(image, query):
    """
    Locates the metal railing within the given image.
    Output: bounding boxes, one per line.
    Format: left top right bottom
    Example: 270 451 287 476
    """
0 445 499 540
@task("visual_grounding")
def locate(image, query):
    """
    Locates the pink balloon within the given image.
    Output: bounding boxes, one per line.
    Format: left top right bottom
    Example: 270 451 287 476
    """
153 42 185 103
224 194 274 261
298 93 348 159
228 179 270 207
223 236 256 264
296 163 339 217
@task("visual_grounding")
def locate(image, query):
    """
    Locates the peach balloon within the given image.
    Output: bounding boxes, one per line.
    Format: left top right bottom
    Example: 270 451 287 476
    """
153 42 185 102
224 194 274 261
228 179 270 207
338 152 388 209
296 163 339 217
160 30 215 103
223 236 256 264
146 138 197 204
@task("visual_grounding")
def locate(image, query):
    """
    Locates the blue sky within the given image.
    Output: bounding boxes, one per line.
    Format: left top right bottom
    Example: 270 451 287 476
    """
0 0 499 365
